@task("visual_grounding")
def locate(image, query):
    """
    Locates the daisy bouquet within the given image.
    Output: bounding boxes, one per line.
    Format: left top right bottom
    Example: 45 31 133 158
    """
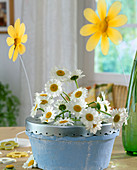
30 66 128 134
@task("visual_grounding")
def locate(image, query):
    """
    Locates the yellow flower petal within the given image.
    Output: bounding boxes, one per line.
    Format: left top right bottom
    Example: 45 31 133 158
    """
14 18 20 35
9 45 15 59
80 24 97 36
21 34 28 43
86 32 101 52
13 47 19 62
84 8 100 24
108 15 128 27
19 23 25 37
97 0 107 21
107 27 122 45
101 34 109 55
107 1 122 20
8 25 16 38
7 37 14 46
18 44 26 55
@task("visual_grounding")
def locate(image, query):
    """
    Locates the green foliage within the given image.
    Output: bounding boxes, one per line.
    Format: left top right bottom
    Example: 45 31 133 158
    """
0 82 20 126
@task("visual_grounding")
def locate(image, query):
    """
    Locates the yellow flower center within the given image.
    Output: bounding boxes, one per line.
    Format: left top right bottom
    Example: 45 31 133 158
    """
59 120 68 124
93 124 97 128
14 37 21 46
6 165 14 168
34 104 38 111
41 100 48 104
50 84 58 92
114 114 120 123
28 160 34 167
86 113 93 121
98 18 108 33
56 70 65 76
73 105 82 112
75 91 82 98
46 112 52 118
40 94 47 97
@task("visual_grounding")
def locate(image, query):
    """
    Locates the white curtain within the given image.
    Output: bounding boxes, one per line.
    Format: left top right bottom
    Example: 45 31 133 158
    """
18 0 78 125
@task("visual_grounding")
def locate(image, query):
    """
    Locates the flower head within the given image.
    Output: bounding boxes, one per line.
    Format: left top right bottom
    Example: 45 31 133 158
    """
67 99 87 118
45 79 63 98
22 154 37 169
30 98 41 117
7 18 27 62
71 87 88 101
54 100 68 113
40 106 56 123
80 0 127 55
109 108 128 129
54 118 74 126
50 66 71 82
70 69 85 81
35 91 54 108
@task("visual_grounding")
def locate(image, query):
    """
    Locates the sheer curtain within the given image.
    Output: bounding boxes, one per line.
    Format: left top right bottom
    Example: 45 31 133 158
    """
18 0 78 125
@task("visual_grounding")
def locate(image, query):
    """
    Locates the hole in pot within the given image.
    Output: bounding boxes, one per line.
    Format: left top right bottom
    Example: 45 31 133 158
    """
73 134 75 136
87 133 89 135
109 131 111 133
46 132 48 135
59 133 61 136
35 131 37 133
93 134 97 136
104 133 108 135
100 132 102 134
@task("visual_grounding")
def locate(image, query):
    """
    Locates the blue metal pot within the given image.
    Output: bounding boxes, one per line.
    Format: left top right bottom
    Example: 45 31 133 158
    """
26 131 119 170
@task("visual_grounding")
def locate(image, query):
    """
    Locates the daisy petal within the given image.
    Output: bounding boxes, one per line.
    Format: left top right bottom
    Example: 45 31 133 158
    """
108 15 128 27
7 37 14 46
19 23 25 37
14 18 20 34
8 25 16 38
97 0 107 21
13 47 19 62
107 27 122 45
80 24 97 36
107 1 122 20
9 45 15 59
84 8 100 24
86 32 101 52
18 44 26 55
101 34 109 55
21 34 28 43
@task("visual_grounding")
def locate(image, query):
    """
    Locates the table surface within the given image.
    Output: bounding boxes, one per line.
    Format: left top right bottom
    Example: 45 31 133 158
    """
0 127 137 170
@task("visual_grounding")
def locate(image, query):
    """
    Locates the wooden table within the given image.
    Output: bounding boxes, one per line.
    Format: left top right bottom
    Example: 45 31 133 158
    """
0 127 137 170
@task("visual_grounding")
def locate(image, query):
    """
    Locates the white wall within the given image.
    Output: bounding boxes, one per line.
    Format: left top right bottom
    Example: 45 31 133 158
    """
0 0 23 125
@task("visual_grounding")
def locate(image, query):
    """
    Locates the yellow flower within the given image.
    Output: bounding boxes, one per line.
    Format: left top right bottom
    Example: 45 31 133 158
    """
80 0 128 55
6 18 27 62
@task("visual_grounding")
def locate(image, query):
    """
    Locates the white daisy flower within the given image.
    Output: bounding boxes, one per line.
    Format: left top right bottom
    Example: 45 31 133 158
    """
40 106 56 123
22 154 37 169
30 98 41 117
35 91 54 108
70 69 85 81
50 66 71 82
54 100 68 113
54 118 74 126
108 108 128 129
45 79 63 98
67 99 87 118
80 107 102 134
86 119 102 134
96 96 105 111
71 87 88 101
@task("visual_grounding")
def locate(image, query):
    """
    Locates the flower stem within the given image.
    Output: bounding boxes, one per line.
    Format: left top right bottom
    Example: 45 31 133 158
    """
71 118 80 121
37 108 45 112
63 91 71 101
75 79 79 89
87 101 96 106
19 55 33 107
96 109 112 117
55 110 69 120
60 94 68 103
